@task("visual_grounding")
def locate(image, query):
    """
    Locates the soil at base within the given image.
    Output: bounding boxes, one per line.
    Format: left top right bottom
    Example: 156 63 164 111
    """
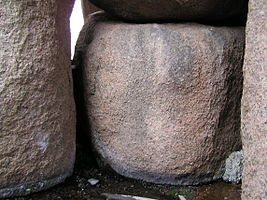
3 167 241 200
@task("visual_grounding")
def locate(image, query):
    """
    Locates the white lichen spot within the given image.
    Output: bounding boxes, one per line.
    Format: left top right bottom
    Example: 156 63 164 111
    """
35 132 49 152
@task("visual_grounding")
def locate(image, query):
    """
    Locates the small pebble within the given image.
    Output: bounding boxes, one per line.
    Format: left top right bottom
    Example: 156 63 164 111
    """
178 195 187 200
88 178 99 186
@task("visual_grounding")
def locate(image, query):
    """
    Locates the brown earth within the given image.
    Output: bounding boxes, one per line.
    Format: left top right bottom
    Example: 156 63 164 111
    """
3 166 241 200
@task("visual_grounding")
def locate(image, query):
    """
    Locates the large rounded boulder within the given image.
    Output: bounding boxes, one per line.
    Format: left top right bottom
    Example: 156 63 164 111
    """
75 13 244 185
88 0 248 22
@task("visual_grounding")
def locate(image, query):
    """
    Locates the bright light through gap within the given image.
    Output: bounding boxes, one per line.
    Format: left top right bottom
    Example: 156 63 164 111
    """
70 0 84 59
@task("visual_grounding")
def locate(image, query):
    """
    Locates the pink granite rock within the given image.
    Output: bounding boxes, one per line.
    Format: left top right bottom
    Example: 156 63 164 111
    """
241 0 267 199
0 0 76 198
75 13 245 185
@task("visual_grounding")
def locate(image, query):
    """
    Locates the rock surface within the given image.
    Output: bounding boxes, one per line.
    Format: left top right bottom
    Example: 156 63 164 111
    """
88 0 248 22
75 13 245 185
0 0 76 198
223 151 243 183
241 0 267 199
81 0 101 21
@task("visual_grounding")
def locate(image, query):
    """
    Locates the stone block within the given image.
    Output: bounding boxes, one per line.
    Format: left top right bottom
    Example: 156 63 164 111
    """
75 13 245 185
0 0 76 198
241 0 267 199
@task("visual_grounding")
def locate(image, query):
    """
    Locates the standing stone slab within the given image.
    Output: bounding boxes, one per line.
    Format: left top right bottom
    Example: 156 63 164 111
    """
75 13 245 185
0 0 76 198
88 0 248 22
241 0 267 199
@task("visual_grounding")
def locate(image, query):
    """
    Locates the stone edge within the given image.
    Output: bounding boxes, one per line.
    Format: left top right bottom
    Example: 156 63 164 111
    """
114 164 223 186
0 169 72 199
96 153 224 186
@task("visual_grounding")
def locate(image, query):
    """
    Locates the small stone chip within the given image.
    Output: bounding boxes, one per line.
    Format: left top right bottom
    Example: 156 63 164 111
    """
88 178 99 186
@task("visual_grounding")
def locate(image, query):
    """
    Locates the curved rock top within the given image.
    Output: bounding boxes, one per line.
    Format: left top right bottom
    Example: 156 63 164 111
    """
88 0 248 23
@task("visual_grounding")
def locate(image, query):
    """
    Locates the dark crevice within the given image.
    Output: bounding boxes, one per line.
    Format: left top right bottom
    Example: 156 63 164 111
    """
71 59 99 173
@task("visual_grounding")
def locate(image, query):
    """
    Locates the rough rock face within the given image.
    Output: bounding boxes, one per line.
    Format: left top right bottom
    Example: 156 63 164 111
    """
223 151 243 183
0 0 76 198
88 0 248 22
241 0 267 199
81 0 100 21
75 13 244 185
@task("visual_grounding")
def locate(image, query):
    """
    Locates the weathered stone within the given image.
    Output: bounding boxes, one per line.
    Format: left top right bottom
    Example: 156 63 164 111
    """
0 0 76 198
223 151 243 183
75 13 244 185
81 0 101 21
88 0 248 22
241 0 267 199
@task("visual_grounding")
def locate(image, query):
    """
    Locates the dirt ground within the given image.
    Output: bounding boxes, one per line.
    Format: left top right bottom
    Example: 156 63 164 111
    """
3 166 241 200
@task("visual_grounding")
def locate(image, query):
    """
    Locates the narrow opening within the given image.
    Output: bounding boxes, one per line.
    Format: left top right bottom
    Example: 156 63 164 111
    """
70 0 84 59
69 0 99 172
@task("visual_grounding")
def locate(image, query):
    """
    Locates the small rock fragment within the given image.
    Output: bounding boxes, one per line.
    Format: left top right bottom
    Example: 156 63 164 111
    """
88 178 99 186
178 195 187 200
223 150 244 183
